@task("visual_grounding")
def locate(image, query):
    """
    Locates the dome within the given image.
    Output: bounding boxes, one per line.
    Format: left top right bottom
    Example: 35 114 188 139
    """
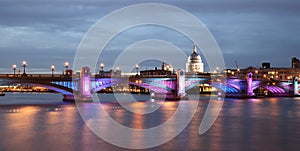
188 52 201 63
187 45 202 63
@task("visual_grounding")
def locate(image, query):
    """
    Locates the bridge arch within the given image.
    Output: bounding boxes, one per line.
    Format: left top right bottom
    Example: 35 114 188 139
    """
25 83 74 95
91 78 176 94
252 82 288 95
20 83 74 96
185 80 241 94
0 80 75 96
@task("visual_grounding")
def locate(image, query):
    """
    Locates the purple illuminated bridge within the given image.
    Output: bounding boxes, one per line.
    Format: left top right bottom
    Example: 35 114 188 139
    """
0 68 298 101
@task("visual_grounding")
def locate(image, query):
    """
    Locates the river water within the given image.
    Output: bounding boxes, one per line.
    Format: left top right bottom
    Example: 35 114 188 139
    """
0 93 299 151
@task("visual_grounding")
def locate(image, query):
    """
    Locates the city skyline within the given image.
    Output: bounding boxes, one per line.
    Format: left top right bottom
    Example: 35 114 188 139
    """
1 0 300 73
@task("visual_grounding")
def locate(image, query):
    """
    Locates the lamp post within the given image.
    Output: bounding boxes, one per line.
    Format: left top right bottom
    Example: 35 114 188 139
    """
22 61 27 75
99 63 105 77
64 62 69 70
255 70 258 80
64 62 69 75
100 63 104 71
51 65 55 77
12 64 17 76
135 64 139 75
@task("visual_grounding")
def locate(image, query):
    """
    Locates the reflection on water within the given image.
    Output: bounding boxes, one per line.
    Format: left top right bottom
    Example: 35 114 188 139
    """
0 93 300 150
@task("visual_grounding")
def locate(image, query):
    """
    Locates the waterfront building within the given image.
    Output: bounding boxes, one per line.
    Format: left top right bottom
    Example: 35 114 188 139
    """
262 62 271 69
186 44 204 73
140 62 174 76
224 66 300 81
97 69 122 77
292 57 300 68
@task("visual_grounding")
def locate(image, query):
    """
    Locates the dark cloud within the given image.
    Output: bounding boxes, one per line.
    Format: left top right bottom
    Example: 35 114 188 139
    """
0 0 300 73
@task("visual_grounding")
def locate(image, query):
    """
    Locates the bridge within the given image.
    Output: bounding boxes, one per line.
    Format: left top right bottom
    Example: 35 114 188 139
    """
0 67 299 101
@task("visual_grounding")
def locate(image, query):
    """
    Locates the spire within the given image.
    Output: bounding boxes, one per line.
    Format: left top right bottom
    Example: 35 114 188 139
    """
193 42 197 53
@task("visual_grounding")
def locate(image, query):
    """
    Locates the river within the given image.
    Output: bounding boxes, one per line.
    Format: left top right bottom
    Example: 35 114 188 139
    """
0 93 299 151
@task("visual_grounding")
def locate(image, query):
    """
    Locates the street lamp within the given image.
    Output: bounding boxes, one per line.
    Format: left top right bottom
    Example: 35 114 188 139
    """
100 63 104 71
255 70 258 80
51 65 55 77
135 64 139 75
12 64 17 76
22 61 27 75
98 63 105 77
64 62 69 70
64 62 69 75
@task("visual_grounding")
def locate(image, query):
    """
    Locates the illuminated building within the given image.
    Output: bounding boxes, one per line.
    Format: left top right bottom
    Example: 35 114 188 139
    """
97 69 122 77
224 66 300 81
186 44 204 73
292 57 300 68
140 62 174 76
262 62 271 69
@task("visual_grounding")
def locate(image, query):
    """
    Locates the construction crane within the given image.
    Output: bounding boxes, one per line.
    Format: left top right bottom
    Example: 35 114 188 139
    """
235 60 240 71
235 60 240 77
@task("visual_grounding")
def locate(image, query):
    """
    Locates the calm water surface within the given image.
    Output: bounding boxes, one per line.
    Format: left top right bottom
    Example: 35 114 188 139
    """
0 93 300 151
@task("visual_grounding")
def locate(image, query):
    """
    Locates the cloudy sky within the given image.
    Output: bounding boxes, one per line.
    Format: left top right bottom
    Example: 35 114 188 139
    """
1 0 300 73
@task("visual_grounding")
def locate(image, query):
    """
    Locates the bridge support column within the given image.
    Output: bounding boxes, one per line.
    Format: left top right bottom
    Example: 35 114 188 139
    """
76 67 92 101
247 72 255 96
294 76 299 96
175 69 188 100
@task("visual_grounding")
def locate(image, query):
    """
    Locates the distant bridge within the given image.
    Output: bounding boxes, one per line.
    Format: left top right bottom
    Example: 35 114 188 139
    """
0 67 299 101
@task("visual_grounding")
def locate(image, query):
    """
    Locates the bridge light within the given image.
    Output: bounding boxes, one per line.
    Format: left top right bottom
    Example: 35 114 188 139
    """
21 60 27 75
64 62 69 69
51 65 55 77
135 64 139 75
100 63 104 71
22 61 27 66
12 64 17 76
64 62 69 76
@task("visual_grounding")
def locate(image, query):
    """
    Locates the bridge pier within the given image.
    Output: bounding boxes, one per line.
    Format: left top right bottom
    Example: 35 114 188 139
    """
75 67 92 101
294 76 300 96
150 69 188 100
247 72 255 96
176 69 188 99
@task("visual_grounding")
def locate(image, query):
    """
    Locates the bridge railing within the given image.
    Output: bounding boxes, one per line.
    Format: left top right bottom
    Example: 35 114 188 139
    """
92 74 178 78
0 74 71 78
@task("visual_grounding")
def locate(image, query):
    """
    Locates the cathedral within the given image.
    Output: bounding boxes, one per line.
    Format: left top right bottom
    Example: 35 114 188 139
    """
186 44 204 73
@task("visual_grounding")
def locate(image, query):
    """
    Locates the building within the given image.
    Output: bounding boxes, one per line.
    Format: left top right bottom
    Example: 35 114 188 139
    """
262 62 271 69
186 44 204 73
140 62 174 76
224 66 300 81
292 57 300 68
97 69 121 77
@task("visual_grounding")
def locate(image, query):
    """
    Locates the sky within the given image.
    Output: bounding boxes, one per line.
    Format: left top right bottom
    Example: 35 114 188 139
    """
1 0 300 73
